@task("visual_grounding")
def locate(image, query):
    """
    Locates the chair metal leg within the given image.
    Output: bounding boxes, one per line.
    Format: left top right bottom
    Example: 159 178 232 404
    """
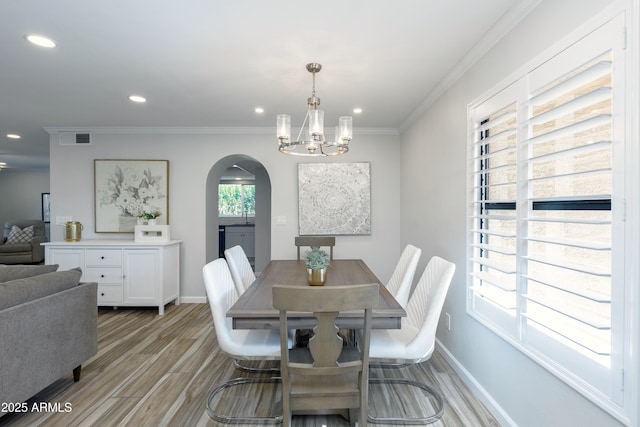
233 358 280 374
368 377 444 425
206 377 283 424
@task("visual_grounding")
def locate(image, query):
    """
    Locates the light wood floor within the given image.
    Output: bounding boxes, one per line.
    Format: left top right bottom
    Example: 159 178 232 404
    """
0 303 500 427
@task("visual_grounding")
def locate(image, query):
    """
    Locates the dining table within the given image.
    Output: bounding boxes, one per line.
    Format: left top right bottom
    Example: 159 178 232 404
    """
227 259 406 330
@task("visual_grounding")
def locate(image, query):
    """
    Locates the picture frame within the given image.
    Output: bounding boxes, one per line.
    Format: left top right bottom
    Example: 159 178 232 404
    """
41 192 50 223
94 159 169 233
298 162 371 235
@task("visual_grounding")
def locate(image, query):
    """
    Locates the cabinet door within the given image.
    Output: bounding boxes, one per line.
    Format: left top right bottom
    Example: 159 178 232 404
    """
47 248 85 276
225 227 255 258
225 230 244 250
123 249 158 304
242 230 255 258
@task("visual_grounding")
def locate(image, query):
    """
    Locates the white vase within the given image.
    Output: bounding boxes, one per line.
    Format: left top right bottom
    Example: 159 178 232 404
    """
148 219 157 226
118 215 137 232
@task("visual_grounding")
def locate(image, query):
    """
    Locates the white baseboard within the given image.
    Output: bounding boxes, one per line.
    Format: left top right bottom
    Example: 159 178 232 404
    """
435 338 517 427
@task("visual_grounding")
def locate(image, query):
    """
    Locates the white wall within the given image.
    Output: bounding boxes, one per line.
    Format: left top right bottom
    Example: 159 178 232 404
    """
400 0 629 426
48 130 401 301
0 168 50 237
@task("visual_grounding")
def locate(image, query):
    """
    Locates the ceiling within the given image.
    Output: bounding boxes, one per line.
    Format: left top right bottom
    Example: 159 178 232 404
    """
0 0 530 169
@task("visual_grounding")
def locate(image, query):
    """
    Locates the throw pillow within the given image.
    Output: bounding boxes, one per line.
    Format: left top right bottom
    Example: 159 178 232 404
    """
0 264 59 283
6 225 34 244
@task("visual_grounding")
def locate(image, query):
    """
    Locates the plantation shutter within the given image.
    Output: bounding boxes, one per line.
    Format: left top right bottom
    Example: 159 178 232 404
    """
467 14 624 404
469 84 519 335
521 31 618 394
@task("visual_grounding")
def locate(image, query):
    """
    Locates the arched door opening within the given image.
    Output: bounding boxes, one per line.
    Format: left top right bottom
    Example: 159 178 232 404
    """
205 155 271 273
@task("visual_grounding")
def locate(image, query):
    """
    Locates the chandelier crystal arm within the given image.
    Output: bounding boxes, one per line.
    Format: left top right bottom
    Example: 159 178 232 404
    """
295 107 311 143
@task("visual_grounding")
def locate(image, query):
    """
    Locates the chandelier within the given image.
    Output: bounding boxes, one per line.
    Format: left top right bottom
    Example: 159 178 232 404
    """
277 63 352 156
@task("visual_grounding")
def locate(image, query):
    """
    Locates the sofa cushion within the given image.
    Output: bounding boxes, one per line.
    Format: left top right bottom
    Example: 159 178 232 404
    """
0 264 59 283
0 243 31 253
6 225 34 244
0 268 82 311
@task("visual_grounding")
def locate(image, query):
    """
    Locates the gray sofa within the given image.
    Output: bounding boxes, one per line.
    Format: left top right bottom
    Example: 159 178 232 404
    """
0 264 97 409
0 220 47 264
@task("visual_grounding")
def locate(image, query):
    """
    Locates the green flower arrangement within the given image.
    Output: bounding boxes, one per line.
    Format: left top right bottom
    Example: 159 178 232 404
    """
138 210 161 220
305 246 330 270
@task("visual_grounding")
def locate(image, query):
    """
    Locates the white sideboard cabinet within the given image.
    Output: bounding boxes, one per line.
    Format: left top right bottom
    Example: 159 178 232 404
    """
43 240 181 315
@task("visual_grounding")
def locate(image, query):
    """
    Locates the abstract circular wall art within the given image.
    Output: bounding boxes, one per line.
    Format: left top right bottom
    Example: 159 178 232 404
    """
298 162 371 235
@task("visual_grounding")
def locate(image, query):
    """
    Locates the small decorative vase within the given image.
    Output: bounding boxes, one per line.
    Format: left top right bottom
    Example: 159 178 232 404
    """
307 268 327 286
148 219 157 226
118 215 137 232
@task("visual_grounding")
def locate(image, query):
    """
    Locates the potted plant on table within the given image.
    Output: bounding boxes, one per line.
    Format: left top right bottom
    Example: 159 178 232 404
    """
137 210 161 225
305 246 330 286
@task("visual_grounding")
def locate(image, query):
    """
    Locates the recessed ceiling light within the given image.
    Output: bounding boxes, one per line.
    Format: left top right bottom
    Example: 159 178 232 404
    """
254 107 264 113
25 34 57 48
128 95 146 103
6 134 21 139
353 108 363 114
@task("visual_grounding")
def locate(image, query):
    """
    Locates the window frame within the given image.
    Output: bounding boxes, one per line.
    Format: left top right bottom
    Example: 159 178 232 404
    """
218 183 256 218
466 11 638 424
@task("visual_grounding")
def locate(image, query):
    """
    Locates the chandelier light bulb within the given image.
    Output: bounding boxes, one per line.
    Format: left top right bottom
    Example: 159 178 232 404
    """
309 110 324 138
277 114 291 141
339 116 352 142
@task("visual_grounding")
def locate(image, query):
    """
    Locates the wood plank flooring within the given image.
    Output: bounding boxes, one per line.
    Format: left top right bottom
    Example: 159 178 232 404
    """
0 303 500 427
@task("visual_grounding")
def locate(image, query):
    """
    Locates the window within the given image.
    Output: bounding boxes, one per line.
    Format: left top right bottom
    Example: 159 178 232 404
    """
218 184 255 217
467 15 631 415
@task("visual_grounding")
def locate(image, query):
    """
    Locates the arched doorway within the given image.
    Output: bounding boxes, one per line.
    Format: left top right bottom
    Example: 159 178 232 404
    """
205 155 271 272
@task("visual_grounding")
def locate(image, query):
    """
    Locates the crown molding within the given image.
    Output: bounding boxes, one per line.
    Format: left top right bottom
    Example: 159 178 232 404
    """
44 126 399 136
399 0 542 132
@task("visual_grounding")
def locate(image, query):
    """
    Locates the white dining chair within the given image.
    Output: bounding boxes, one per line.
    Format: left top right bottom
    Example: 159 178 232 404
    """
386 244 422 308
224 245 256 296
368 256 455 424
202 258 282 424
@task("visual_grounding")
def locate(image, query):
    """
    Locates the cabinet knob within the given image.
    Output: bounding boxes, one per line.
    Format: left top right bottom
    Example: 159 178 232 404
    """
100 292 105 296
101 274 105 278
101 256 105 259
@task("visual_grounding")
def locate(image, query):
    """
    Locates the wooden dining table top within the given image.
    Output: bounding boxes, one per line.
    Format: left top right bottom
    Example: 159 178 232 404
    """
227 259 406 330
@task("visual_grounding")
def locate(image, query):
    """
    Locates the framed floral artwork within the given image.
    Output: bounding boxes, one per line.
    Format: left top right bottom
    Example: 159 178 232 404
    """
94 159 169 233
